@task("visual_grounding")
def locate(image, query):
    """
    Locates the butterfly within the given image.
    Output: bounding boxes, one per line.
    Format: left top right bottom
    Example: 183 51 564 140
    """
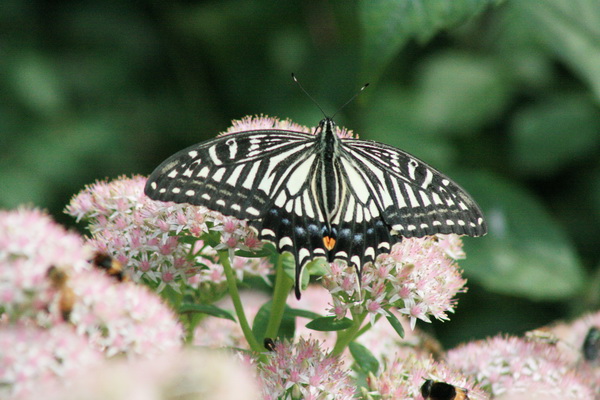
145 116 486 298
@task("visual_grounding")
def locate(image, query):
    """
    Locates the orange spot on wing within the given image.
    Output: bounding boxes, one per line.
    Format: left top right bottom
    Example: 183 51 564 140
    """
323 236 336 250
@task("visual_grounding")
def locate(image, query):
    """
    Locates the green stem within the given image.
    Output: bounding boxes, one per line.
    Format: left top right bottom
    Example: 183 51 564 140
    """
265 255 293 339
218 250 263 353
331 310 367 356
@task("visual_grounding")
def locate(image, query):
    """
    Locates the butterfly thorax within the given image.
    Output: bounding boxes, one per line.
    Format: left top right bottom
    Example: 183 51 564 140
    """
313 118 345 250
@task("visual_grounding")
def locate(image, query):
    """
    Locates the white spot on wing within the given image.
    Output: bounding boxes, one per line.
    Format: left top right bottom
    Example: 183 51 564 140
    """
294 198 303 216
340 158 370 204
275 192 286 207
261 228 275 237
226 165 245 186
279 237 293 248
246 207 260 216
168 170 178 178
242 161 261 190
298 248 311 263
208 145 222 165
185 190 195 196
188 150 198 158
407 159 418 180
302 191 314 218
419 191 432 207
226 138 237 159
404 183 420 208
421 168 433 189
286 155 314 196
212 168 226 182
197 167 210 178
172 187 181 194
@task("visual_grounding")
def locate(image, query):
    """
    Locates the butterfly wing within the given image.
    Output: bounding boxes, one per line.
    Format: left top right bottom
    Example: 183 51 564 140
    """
145 130 315 220
340 138 487 238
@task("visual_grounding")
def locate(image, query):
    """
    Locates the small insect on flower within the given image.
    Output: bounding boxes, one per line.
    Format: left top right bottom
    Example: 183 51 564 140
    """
91 252 128 282
263 337 276 352
582 326 600 363
421 379 469 400
47 266 76 321
524 328 560 345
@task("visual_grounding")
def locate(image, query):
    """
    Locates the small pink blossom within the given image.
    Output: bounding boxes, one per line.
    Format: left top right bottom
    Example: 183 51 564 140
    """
368 348 489 399
446 335 596 399
322 235 467 330
0 323 103 399
255 338 356 399
66 176 271 292
27 349 260 400
68 268 184 358
0 207 91 324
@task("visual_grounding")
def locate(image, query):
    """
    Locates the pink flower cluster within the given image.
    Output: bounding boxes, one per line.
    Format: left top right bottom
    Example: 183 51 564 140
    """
27 349 261 400
323 235 467 330
446 335 596 399
368 348 489 399
0 207 90 324
0 208 184 398
255 338 356 400
65 175 266 293
0 324 103 399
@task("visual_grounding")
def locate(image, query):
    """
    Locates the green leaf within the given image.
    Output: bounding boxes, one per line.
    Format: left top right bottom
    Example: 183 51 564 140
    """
252 301 296 342
509 92 600 177
414 52 511 134
305 316 353 332
178 303 236 322
512 0 600 102
457 171 585 300
305 258 330 277
287 308 323 320
349 342 380 375
359 0 503 78
386 312 405 338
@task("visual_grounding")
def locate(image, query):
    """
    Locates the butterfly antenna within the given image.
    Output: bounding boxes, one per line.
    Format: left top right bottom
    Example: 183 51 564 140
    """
331 82 369 119
292 73 328 118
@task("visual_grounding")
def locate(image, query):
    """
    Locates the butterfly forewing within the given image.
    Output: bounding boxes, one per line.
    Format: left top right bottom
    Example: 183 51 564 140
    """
341 139 486 238
145 130 315 220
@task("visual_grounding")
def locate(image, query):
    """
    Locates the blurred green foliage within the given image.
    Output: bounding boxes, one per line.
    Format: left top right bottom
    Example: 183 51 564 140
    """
2 0 600 346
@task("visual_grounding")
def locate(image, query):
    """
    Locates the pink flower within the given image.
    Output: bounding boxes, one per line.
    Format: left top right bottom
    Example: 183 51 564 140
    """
322 235 467 330
68 268 184 358
0 208 91 324
66 175 271 292
27 349 260 400
255 338 356 399
446 335 596 399
368 348 489 399
0 323 103 399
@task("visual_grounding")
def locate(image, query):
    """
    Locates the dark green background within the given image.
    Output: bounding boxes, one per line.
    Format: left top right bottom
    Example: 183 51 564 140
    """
2 0 599 347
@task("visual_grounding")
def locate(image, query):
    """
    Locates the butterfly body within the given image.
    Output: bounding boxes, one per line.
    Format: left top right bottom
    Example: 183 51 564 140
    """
145 117 486 298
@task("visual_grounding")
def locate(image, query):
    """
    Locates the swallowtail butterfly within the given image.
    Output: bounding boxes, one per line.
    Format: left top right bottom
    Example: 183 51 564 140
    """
145 116 486 298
